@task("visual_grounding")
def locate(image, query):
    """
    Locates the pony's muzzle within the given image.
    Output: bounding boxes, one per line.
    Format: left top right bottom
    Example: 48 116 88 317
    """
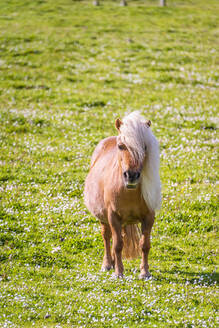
123 170 140 189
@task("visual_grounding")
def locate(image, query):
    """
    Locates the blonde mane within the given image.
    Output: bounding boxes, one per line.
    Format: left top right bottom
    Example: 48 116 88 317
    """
119 111 161 211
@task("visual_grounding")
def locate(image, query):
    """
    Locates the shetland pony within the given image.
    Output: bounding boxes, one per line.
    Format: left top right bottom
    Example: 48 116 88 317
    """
84 112 161 278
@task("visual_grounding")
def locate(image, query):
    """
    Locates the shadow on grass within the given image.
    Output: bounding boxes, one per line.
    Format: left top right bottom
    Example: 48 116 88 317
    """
156 270 219 286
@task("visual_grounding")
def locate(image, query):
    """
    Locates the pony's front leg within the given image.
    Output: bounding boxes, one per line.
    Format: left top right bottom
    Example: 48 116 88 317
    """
100 222 113 271
139 213 155 279
108 209 124 278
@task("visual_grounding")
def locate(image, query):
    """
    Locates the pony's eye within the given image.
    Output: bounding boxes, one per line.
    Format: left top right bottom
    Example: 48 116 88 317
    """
118 143 126 150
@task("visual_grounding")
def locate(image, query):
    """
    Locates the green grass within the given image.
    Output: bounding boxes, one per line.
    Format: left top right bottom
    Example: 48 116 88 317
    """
0 0 218 327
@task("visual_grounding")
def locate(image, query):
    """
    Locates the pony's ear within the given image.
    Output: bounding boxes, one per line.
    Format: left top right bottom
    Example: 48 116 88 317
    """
146 120 151 127
115 118 123 132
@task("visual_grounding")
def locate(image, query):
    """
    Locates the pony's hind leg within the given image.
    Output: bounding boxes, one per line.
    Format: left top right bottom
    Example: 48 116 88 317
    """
101 222 113 271
139 213 155 279
108 209 124 278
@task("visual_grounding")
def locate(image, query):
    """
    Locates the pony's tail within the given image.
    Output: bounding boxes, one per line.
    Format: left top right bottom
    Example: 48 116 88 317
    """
122 225 141 259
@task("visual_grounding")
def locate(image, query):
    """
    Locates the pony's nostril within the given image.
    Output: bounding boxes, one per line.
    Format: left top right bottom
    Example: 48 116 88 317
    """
123 171 128 179
136 172 140 179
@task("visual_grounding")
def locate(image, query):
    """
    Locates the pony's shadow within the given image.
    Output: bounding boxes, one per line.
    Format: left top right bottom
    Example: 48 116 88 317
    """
155 270 219 286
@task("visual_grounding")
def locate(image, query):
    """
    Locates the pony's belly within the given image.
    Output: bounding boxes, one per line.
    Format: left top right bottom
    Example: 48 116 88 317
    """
120 212 143 226
122 218 140 226
84 177 107 222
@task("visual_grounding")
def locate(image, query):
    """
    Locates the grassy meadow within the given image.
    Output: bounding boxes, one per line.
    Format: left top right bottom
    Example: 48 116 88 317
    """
0 0 218 326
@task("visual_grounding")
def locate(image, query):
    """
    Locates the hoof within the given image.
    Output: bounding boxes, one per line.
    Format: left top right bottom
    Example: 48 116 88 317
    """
139 272 151 280
112 273 124 279
101 265 112 272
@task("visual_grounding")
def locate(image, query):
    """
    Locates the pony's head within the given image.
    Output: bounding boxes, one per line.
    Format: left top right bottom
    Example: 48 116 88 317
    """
115 112 151 190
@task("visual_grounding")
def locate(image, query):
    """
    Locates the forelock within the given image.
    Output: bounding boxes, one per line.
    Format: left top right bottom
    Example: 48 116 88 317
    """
119 112 149 162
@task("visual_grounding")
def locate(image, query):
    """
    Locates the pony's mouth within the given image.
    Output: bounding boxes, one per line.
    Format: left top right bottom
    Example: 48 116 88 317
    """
126 183 138 190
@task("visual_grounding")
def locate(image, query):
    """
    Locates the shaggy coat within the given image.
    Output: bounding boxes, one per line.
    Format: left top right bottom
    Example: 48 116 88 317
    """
84 112 161 278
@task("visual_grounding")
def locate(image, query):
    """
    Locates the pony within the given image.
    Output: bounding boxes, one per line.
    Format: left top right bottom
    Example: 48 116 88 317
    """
84 111 161 278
